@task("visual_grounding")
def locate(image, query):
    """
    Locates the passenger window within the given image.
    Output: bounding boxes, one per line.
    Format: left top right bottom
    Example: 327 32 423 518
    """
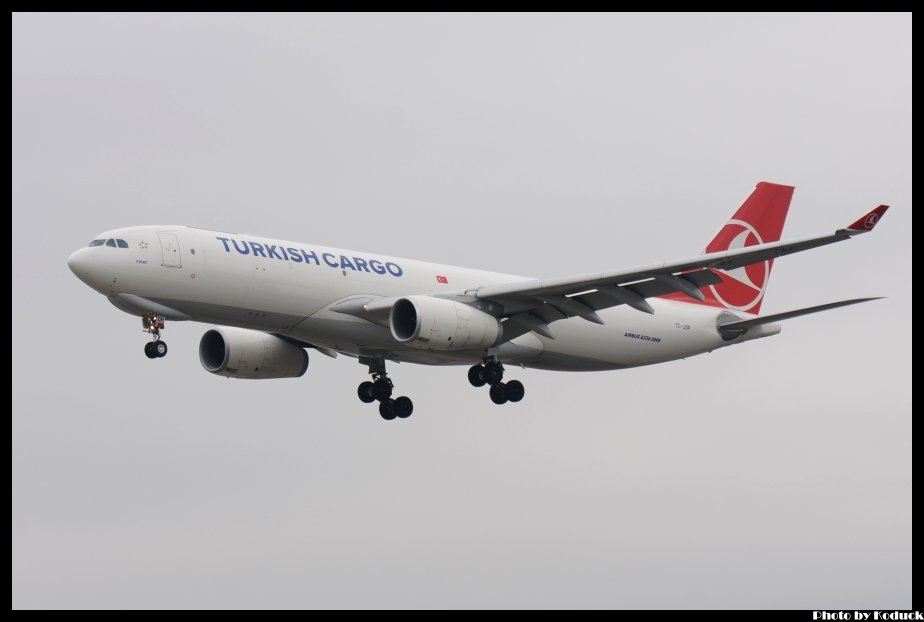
89 239 106 247
106 239 117 247
117 239 129 248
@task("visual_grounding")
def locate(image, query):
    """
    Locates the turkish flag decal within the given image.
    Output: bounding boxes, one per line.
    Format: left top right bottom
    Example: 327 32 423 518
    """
436 275 448 284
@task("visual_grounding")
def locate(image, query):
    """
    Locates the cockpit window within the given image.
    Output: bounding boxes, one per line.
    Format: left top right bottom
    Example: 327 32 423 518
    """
89 237 130 248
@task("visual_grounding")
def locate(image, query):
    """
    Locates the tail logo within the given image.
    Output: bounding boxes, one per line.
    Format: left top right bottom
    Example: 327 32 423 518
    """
864 212 880 229
708 219 769 312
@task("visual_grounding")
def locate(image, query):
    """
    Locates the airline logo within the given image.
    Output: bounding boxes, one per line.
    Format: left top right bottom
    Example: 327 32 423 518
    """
708 219 768 312
215 237 404 277
847 204 889 232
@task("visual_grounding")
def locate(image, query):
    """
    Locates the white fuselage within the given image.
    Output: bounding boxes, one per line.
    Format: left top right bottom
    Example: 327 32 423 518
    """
67 226 777 371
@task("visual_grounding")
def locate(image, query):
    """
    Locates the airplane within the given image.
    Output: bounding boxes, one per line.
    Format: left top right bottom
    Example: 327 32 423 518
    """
67 182 888 420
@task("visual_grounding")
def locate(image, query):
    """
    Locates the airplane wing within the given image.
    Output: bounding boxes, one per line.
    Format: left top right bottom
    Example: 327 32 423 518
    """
470 205 889 339
331 205 888 341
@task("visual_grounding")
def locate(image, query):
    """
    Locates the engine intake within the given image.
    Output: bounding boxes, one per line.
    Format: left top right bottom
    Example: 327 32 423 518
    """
390 296 501 350
199 327 309 379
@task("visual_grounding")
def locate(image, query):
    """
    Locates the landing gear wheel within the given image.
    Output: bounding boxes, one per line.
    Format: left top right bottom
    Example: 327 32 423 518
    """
393 396 414 419
489 383 509 405
504 380 525 403
144 342 157 359
357 381 377 404
362 359 410 419
373 378 393 401
153 341 168 358
484 362 504 384
379 399 397 420
468 364 487 387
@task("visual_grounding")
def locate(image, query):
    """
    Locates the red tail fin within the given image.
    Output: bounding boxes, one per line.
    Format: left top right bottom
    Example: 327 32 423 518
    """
664 182 794 314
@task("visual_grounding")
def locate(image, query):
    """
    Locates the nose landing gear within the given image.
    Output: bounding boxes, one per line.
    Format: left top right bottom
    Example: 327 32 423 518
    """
357 358 414 420
468 358 525 405
142 313 168 359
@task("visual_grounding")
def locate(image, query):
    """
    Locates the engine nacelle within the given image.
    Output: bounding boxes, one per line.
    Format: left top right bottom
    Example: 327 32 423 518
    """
390 296 501 350
199 327 309 379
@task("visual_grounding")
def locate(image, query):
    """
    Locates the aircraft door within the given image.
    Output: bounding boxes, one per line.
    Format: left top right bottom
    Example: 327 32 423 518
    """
158 232 182 268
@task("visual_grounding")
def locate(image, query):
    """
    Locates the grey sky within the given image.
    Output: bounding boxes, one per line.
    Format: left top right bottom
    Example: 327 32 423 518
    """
12 13 911 609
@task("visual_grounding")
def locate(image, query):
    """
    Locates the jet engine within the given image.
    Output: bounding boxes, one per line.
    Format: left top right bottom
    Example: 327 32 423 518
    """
390 296 501 350
199 327 309 379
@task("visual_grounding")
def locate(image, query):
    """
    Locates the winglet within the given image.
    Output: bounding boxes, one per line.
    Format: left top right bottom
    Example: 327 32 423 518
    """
846 205 889 232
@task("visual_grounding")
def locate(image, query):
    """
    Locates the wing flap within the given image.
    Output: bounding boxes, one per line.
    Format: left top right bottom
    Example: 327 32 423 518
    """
569 269 722 315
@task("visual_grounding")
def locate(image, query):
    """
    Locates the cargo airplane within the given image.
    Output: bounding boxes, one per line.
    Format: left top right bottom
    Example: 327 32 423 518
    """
67 182 888 420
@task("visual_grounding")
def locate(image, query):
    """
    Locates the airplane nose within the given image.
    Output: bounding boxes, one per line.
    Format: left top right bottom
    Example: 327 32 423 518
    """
67 248 88 276
67 247 104 291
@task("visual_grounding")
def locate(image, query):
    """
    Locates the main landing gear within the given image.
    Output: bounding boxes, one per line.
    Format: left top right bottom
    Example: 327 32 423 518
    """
142 313 168 359
468 358 525 405
357 359 414 421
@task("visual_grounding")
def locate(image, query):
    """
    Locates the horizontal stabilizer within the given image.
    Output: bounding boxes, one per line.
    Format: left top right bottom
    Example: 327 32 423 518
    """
718 297 883 338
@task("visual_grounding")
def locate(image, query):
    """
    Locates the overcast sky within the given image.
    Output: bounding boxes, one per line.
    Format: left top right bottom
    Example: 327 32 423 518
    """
12 13 911 609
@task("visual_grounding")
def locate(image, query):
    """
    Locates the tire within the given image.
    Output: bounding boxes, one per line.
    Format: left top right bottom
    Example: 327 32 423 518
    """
154 341 168 358
379 399 397 420
484 362 504 384
489 383 508 405
393 396 414 419
357 381 377 403
505 380 525 403
144 342 157 359
468 365 487 387
373 378 393 401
